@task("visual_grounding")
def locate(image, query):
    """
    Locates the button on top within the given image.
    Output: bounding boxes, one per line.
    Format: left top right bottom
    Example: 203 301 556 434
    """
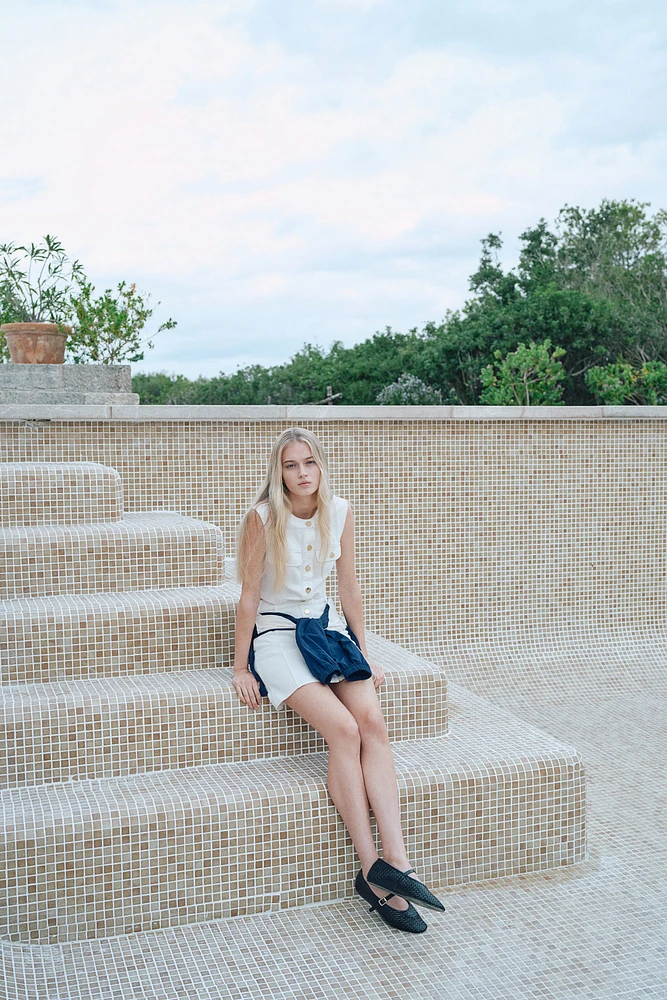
305 520 312 527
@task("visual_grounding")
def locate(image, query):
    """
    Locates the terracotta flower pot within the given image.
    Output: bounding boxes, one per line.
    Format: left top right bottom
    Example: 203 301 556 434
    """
1 323 70 364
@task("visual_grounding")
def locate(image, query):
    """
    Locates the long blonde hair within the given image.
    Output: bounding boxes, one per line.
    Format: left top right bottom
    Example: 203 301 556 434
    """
237 428 333 588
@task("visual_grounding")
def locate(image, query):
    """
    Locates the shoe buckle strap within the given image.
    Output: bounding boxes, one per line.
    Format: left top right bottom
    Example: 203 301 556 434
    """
370 892 395 911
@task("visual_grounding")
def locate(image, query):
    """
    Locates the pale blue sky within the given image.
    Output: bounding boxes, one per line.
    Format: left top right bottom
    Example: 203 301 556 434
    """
1 0 665 377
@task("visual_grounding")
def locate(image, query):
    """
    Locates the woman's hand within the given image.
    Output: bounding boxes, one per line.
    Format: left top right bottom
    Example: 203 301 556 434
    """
369 660 385 688
233 669 262 710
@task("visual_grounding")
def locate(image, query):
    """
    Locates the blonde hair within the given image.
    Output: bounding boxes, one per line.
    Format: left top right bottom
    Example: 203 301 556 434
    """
237 428 333 588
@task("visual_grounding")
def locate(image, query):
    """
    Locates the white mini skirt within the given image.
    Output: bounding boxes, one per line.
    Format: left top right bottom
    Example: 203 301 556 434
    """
252 617 348 711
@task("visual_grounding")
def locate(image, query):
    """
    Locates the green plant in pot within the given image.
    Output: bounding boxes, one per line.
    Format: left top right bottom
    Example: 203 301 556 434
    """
0 235 84 363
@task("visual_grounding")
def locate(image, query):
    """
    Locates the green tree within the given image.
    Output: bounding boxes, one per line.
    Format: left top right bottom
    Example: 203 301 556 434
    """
420 200 667 404
525 200 667 365
479 339 566 406
130 371 195 404
132 330 433 406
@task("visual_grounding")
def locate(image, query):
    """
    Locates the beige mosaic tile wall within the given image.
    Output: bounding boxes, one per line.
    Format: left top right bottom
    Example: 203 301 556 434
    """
0 417 664 644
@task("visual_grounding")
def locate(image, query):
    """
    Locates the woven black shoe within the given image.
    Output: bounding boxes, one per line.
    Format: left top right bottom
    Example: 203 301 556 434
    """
366 859 445 914
355 871 427 933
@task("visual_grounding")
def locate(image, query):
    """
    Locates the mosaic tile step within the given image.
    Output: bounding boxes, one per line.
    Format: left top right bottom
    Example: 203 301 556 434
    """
0 585 240 684
0 512 225 600
1 635 447 788
0 462 123 527
0 686 585 944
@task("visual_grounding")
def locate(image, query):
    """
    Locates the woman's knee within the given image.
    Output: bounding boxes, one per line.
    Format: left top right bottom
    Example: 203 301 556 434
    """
327 711 361 750
356 706 388 741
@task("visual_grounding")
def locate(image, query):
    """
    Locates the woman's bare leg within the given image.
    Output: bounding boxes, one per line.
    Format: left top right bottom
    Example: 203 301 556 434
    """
332 679 412 874
286 681 409 911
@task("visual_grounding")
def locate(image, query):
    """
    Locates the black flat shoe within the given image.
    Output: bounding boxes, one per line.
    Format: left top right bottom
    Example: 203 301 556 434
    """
355 870 427 934
366 859 445 914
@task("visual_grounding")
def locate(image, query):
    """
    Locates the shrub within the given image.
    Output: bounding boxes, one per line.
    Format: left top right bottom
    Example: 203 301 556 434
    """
585 360 667 405
67 280 177 364
376 373 444 405
479 339 566 406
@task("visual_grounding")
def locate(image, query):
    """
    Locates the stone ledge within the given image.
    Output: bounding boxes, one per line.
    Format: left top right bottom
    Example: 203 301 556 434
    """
0 392 139 405
1 403 667 421
0 364 132 391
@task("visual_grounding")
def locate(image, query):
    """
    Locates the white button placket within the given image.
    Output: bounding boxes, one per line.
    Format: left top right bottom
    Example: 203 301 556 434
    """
303 519 315 612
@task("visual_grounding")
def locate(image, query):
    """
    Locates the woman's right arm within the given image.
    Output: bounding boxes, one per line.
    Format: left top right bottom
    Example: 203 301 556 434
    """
232 509 265 711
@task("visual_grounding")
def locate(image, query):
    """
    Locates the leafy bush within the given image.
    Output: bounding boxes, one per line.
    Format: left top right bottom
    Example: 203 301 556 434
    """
479 339 566 406
585 360 667 405
68 280 176 364
376 373 445 405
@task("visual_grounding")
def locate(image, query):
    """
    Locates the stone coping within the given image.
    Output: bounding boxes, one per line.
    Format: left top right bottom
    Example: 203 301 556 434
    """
2 403 667 421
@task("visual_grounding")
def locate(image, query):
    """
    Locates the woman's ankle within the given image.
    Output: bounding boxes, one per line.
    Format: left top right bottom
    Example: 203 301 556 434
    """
378 853 411 872
360 853 380 878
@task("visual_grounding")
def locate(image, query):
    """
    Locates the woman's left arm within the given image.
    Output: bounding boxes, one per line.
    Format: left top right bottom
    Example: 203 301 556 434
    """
336 506 385 687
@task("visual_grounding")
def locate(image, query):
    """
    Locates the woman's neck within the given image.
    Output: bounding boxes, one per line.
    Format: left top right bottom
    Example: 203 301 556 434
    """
289 495 318 519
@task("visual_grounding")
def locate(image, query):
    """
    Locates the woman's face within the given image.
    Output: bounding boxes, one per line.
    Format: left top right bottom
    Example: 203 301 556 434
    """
281 440 321 500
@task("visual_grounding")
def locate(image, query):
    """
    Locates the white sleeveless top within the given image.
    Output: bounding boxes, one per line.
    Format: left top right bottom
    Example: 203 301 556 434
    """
255 496 349 626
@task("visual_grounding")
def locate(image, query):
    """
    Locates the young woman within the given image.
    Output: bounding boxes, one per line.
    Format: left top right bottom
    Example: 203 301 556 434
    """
233 427 444 933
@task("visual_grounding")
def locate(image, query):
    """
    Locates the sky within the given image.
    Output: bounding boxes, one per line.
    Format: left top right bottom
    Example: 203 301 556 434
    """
1 0 666 378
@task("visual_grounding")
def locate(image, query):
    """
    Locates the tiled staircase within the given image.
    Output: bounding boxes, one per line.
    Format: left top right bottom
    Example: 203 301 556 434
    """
0 462 585 965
